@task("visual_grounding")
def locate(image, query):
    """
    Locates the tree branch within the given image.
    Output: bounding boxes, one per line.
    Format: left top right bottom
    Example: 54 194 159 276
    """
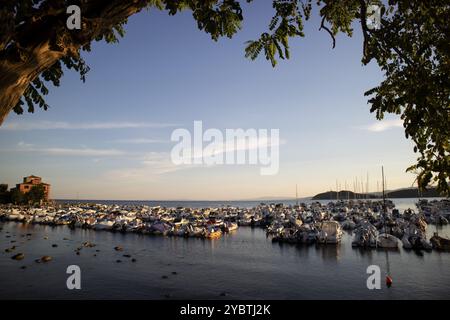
319 16 335 49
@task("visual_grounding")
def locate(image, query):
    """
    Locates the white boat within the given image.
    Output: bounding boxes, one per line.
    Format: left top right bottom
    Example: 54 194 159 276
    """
150 222 170 235
93 220 114 230
377 233 399 248
7 211 24 220
239 218 252 226
223 221 238 232
187 225 204 237
318 221 342 244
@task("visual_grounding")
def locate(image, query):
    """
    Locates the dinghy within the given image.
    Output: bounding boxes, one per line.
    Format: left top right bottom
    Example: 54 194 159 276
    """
377 233 400 249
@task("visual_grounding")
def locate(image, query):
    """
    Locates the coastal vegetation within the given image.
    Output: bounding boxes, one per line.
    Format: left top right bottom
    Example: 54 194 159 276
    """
0 1 449 195
1 185 46 205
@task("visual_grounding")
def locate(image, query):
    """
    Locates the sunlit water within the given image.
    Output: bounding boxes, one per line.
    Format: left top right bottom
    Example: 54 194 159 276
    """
1 198 449 299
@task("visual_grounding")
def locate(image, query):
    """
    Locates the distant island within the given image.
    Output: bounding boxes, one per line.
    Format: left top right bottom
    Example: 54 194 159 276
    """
312 187 443 200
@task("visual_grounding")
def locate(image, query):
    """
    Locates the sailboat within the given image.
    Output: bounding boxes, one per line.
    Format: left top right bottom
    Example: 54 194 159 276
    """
377 166 400 249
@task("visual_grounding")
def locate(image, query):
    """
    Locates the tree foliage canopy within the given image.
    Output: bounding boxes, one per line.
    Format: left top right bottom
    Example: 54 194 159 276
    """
8 185 45 205
0 0 449 195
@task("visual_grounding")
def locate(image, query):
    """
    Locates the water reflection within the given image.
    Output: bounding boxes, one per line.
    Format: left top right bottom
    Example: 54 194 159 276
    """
1 221 450 299
317 244 341 262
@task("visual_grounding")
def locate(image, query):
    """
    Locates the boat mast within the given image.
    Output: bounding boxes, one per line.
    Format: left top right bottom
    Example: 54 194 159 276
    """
336 180 339 201
382 165 392 286
382 166 386 215
366 172 369 200
345 180 349 201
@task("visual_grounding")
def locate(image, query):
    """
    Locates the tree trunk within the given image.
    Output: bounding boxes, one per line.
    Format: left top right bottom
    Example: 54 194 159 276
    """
0 42 65 125
0 0 152 126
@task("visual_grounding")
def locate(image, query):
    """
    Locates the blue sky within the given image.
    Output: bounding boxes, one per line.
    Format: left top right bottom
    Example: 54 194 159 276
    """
0 2 417 200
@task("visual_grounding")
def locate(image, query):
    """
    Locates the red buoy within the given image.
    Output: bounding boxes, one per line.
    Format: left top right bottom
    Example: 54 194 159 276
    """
386 275 393 287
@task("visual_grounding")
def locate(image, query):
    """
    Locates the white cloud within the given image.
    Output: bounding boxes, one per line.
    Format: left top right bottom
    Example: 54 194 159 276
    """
16 142 125 157
17 141 34 148
113 138 168 144
1 120 177 131
105 152 188 180
363 119 403 132
104 136 287 180
41 147 125 157
194 136 286 159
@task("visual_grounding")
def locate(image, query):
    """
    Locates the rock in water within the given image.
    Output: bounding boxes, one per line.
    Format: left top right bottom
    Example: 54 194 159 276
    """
41 256 52 263
114 246 123 251
82 241 96 248
11 253 25 260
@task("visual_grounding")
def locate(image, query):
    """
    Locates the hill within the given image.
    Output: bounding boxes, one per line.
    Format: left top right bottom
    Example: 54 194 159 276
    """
312 188 443 200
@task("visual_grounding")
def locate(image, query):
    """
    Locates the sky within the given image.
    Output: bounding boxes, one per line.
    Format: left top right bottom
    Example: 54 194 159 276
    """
0 2 418 200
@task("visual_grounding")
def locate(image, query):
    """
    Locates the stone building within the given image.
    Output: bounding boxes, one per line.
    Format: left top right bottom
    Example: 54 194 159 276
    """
14 175 50 201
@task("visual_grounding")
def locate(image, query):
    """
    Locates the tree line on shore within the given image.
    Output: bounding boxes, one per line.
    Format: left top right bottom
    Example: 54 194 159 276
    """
0 184 45 205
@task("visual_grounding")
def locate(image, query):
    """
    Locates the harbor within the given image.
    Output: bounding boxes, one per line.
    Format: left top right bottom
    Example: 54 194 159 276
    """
1 198 450 299
1 198 450 250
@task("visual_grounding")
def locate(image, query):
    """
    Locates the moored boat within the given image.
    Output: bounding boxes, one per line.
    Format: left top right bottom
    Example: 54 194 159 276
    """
205 227 222 239
223 221 238 233
430 233 450 251
377 233 400 249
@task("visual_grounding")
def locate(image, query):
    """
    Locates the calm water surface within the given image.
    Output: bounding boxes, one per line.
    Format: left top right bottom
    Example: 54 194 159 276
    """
1 198 449 299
